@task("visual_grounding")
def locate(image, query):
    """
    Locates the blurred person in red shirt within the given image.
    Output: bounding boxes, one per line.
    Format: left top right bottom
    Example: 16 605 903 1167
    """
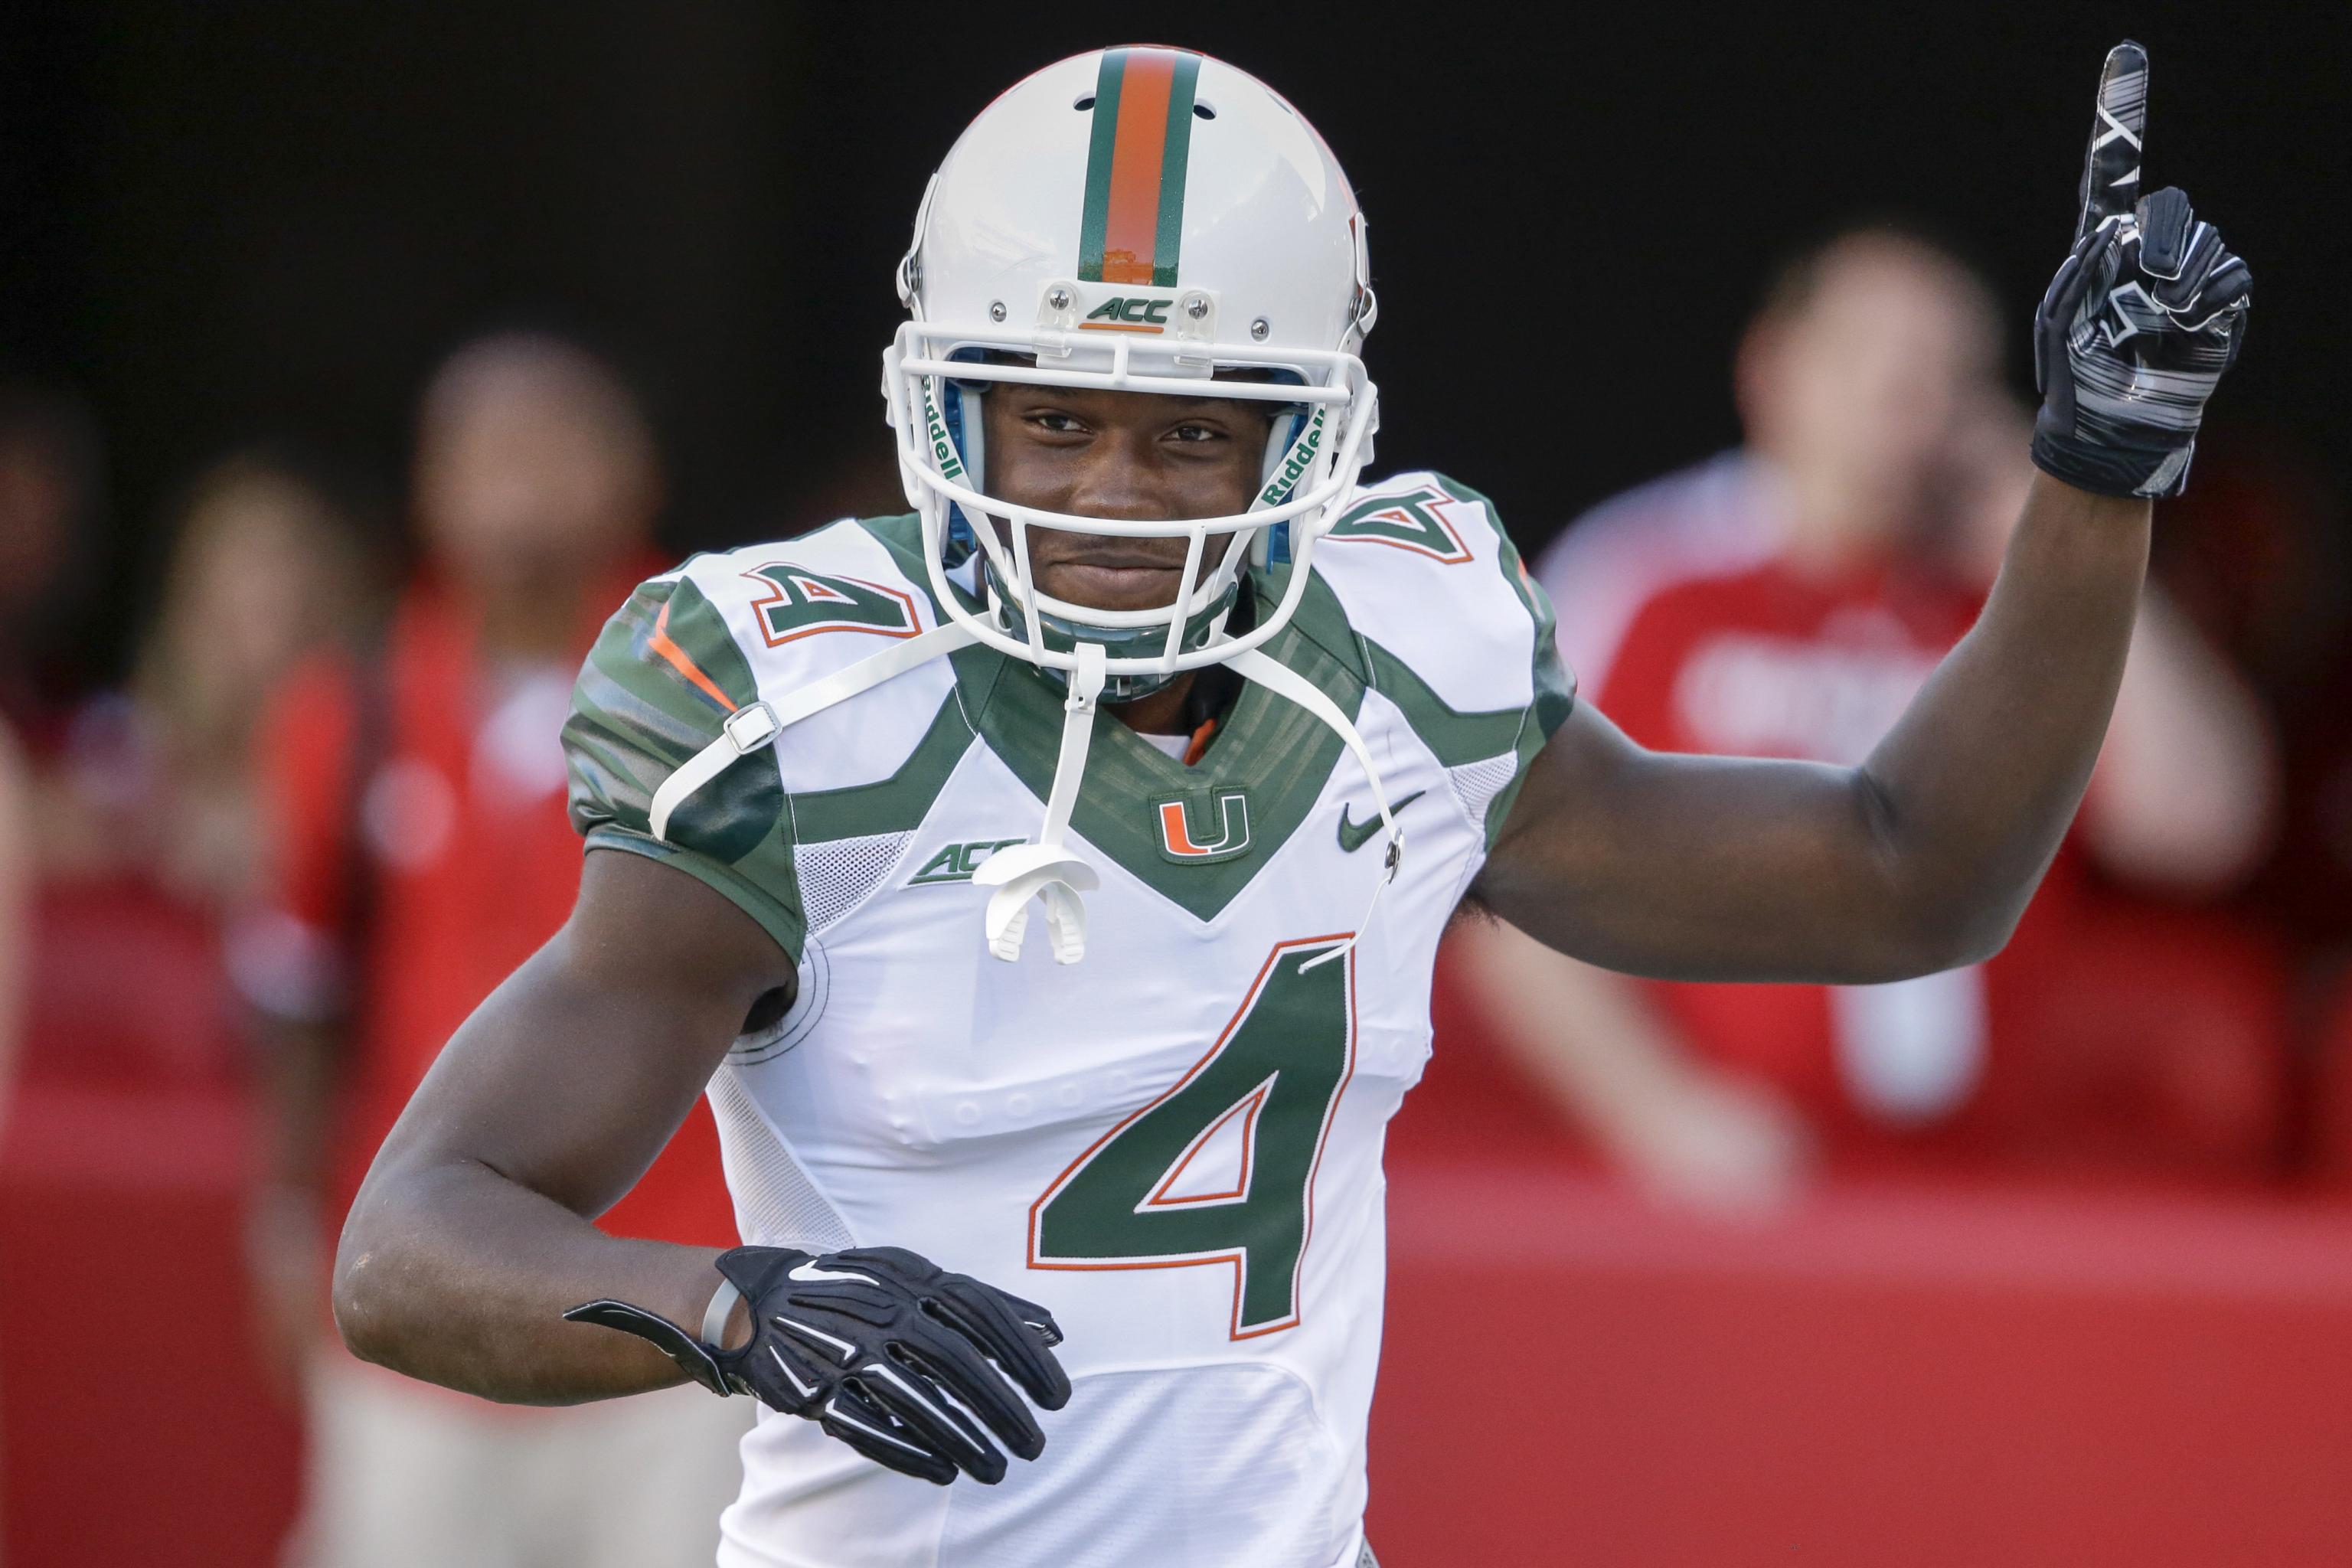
1453 229 2282 1210
44 454 372 907
8 452 374 1100
243 334 747 1568
2154 436 2352 1178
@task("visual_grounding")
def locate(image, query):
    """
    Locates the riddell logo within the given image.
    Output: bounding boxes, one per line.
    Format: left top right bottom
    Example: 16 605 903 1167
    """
1081 296 1173 333
1257 405 1326 508
921 385 966 480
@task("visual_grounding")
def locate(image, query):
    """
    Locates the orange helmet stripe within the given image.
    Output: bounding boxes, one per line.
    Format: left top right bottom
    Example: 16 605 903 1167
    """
1078 48 1201 289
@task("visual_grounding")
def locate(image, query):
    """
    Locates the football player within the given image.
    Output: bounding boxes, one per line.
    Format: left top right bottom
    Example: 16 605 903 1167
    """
333 41 2248 1568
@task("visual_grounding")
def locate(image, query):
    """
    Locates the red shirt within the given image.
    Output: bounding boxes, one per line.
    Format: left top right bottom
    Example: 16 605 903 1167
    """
1558 531 2282 1173
260 567 734 1244
1517 456 2287 1174
1596 554 2040 1148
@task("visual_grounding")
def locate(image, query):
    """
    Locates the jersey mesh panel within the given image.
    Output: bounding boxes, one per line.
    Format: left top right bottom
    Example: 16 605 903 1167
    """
707 1066 857 1251
1446 752 1521 838
795 830 916 935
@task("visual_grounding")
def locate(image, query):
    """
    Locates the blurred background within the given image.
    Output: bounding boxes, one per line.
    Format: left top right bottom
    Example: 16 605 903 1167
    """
3 3 2349 1565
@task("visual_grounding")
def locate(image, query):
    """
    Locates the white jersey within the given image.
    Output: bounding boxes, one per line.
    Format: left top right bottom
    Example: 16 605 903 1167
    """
563 472 1573 1568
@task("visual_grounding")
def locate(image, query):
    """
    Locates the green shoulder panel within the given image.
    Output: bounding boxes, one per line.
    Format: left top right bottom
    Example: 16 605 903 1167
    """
771 522 992 847
1295 474 1578 849
782 687 979 846
563 575 806 959
1427 472 1577 738
1429 473 1577 847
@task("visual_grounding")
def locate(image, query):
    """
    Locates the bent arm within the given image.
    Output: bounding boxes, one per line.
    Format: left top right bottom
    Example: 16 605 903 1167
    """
333 848 793 1404
1479 473 2148 982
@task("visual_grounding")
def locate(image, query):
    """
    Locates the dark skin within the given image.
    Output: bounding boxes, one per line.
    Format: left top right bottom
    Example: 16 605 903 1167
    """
984 387 1264 733
334 382 2148 1400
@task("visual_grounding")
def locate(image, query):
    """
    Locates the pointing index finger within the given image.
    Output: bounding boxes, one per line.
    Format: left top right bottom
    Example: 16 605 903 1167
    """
2076 40 2148 241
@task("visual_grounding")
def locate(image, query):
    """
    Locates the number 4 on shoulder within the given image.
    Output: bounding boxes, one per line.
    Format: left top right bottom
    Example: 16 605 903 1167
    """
1028 936 1358 1338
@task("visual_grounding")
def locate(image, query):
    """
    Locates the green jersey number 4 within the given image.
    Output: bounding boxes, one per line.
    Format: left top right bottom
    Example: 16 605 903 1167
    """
1028 936 1357 1339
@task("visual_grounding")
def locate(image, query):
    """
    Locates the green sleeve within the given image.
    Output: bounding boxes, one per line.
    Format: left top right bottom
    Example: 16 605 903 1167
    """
563 576 806 960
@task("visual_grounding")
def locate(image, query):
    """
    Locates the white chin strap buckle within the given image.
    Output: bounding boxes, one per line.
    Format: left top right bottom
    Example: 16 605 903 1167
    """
977 642 1107 964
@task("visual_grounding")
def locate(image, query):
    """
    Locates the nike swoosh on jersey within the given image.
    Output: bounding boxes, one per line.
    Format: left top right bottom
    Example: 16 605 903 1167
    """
1337 791 1423 852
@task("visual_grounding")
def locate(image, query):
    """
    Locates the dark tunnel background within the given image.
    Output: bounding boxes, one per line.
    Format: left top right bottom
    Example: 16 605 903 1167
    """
2 1 2341 677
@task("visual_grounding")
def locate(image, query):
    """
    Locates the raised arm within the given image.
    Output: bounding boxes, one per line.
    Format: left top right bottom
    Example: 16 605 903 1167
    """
1477 42 2251 985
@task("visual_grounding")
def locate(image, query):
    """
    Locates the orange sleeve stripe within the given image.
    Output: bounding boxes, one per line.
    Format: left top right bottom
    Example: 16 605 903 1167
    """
649 597 737 714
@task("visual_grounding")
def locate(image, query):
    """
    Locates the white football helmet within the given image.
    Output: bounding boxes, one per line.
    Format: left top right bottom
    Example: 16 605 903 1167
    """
884 45 1380 696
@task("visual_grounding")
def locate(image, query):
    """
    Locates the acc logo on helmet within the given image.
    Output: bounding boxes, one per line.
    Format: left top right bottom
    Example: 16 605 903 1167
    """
1082 296 1174 332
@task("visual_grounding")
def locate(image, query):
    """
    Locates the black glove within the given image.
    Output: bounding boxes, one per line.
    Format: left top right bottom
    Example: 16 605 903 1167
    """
2032 41 2252 500
565 1244 1070 1486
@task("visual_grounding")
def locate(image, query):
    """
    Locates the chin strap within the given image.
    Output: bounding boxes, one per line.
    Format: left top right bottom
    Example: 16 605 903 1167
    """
972 642 1105 964
648 616 1400 974
1224 647 1403 972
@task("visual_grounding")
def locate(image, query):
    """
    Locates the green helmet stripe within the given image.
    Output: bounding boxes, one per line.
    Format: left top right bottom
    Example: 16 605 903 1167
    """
1076 47 1202 287
1076 50 1126 283
1152 51 1201 287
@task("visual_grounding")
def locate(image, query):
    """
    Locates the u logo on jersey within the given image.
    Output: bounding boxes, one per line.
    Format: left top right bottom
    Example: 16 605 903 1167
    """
1155 789 1252 864
743 563 921 647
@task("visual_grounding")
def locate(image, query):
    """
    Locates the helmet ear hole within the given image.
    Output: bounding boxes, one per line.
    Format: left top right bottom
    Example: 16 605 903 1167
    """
1192 101 1217 120
1073 95 1095 111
